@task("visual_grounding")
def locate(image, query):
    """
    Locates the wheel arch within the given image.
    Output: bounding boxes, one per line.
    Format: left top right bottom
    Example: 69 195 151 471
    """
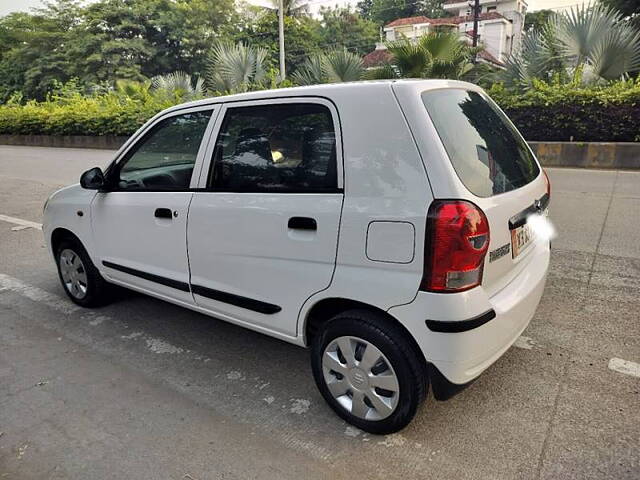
302 297 427 368
50 227 83 255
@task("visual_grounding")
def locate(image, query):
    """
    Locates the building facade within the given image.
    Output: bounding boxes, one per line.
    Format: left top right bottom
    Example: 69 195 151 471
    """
363 0 528 68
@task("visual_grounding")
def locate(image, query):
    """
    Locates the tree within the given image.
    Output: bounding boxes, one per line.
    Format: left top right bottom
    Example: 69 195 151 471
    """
292 49 365 85
77 0 235 84
0 0 237 100
369 0 423 26
316 7 380 56
599 0 640 27
0 0 85 101
205 42 269 94
229 8 322 73
357 0 445 25
501 4 640 89
366 32 479 80
524 9 554 32
266 0 309 17
151 72 205 101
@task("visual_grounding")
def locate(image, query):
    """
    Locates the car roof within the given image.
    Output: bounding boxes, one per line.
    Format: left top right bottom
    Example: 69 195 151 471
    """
162 79 478 114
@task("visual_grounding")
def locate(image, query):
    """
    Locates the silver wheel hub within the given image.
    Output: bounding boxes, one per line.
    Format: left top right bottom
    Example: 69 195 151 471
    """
322 336 400 421
59 249 88 300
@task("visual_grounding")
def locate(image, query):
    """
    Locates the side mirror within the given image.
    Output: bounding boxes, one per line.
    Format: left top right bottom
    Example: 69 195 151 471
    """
80 167 105 190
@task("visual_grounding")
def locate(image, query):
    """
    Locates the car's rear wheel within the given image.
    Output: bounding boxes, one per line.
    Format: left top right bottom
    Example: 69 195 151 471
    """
55 239 109 307
311 309 426 434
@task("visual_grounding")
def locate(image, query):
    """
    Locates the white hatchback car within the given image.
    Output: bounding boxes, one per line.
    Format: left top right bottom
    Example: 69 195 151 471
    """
43 80 550 433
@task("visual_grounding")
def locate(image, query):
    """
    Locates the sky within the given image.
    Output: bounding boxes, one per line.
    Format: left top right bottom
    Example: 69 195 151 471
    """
0 0 593 17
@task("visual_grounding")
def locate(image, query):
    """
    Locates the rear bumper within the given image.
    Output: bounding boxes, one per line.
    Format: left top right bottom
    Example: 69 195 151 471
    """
389 240 549 386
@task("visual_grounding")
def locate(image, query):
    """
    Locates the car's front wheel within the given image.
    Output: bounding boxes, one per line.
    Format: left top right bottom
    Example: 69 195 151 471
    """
311 309 427 434
55 239 109 307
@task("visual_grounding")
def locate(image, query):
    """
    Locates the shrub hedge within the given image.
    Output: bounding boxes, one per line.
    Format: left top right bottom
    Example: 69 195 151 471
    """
0 79 638 142
488 79 640 142
0 91 173 137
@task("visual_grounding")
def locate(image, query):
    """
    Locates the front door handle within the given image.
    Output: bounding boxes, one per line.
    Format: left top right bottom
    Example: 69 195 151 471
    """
288 217 317 231
154 208 173 219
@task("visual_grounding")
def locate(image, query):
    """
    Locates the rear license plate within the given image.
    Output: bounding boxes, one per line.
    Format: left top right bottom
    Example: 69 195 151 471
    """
511 222 533 259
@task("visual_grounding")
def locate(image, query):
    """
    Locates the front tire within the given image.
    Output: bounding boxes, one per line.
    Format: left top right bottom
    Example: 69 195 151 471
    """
311 309 427 434
55 239 109 307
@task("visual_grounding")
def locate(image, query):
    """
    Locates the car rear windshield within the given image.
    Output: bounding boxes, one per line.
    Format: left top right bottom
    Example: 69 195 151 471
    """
422 89 539 197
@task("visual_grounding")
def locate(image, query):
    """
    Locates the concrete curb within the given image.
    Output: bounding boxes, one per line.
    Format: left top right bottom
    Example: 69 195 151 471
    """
1 135 639 169
528 142 640 170
0 134 128 150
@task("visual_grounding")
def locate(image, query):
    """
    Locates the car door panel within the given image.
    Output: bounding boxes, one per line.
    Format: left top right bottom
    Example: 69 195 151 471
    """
93 191 194 301
92 106 217 303
188 192 342 333
187 98 344 336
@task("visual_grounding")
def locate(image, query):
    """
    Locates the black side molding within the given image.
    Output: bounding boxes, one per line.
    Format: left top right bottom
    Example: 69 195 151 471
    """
425 309 496 333
102 261 190 292
191 284 281 315
509 192 550 230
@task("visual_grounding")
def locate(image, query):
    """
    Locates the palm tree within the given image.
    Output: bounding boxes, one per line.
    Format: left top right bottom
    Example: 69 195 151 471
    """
114 79 152 102
292 49 364 85
205 42 269 94
151 72 205 101
500 25 566 89
365 32 480 80
267 0 309 17
554 4 640 81
501 4 640 88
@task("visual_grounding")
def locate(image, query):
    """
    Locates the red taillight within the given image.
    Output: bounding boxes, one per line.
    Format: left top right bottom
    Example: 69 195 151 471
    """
543 169 551 199
420 200 490 293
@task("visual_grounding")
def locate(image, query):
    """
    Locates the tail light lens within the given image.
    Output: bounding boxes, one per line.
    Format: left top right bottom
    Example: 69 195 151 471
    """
420 200 490 292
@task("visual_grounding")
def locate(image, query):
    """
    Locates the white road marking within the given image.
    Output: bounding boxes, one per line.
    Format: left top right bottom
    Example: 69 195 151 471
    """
0 214 42 231
145 337 184 354
378 433 407 447
608 358 640 378
289 398 311 414
226 370 244 380
513 335 538 350
0 273 79 314
344 426 361 437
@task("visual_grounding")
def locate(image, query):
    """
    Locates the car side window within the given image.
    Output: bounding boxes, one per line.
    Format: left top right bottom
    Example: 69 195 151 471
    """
116 110 212 190
209 103 337 192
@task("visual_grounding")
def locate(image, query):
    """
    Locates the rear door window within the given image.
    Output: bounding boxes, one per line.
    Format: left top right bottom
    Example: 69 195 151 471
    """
422 89 539 197
209 103 337 192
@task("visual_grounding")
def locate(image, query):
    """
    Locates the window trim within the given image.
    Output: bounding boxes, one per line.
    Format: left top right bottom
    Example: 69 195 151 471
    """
196 97 344 193
104 104 219 192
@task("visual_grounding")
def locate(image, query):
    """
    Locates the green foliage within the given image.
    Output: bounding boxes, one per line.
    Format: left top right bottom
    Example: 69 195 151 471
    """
366 33 480 80
502 4 640 89
266 0 310 17
292 49 364 85
1 76 639 142
599 0 640 27
524 9 555 32
0 0 236 101
317 7 379 56
228 9 322 73
488 78 640 142
151 72 205 102
0 79 184 136
205 42 269 94
357 0 445 26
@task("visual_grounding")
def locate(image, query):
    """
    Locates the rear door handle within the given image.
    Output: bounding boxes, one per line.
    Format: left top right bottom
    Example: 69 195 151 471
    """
288 216 317 231
154 208 173 219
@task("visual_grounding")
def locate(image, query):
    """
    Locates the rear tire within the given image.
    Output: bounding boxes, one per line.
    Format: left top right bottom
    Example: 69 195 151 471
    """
55 239 110 307
311 309 427 434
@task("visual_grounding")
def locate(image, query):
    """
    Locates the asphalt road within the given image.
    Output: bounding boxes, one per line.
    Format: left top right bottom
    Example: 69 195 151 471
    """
0 145 639 480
